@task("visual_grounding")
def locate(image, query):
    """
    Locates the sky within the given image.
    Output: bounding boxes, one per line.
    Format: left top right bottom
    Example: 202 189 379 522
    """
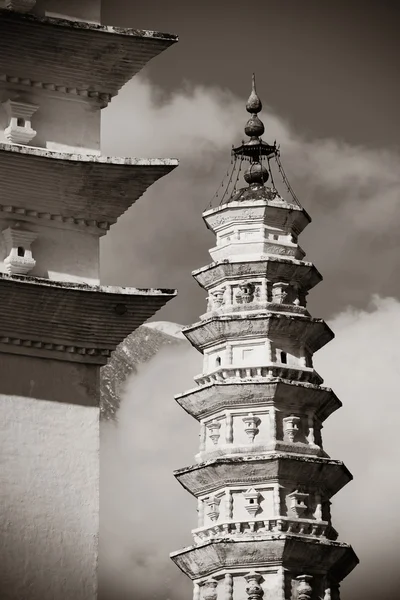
100 0 400 325
97 2 400 599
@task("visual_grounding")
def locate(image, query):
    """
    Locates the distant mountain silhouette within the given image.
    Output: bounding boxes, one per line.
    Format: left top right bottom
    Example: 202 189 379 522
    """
100 322 185 420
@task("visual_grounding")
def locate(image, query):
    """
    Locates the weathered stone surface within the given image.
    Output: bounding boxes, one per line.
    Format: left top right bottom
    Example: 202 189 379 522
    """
0 144 178 231
175 380 341 422
0 273 176 364
0 9 178 98
171 536 358 582
175 454 352 498
183 313 334 353
193 257 322 291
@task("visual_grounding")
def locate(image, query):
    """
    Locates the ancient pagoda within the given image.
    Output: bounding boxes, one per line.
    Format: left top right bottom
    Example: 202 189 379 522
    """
0 1 177 599
171 76 358 600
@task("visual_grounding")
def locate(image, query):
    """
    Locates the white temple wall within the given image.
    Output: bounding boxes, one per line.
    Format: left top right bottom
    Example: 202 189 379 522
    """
0 91 101 154
0 220 100 284
0 353 99 600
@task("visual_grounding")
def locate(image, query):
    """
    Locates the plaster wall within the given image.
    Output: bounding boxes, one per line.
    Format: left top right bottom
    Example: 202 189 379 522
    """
34 0 101 23
0 354 99 600
0 220 100 284
0 91 101 154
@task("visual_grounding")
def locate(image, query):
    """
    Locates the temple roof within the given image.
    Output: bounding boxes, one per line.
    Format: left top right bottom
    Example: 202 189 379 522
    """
0 144 178 232
0 9 178 101
0 274 176 365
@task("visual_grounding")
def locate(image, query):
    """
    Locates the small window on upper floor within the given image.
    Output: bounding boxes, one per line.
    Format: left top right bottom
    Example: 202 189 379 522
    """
215 356 221 367
17 246 25 257
280 351 287 364
17 117 25 127
273 234 279 240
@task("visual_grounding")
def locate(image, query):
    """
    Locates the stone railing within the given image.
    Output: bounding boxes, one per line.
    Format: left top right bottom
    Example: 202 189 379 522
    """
192 517 337 544
195 364 322 387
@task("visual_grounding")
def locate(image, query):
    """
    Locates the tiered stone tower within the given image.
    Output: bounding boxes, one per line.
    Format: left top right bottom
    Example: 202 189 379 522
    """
0 1 177 599
171 77 358 600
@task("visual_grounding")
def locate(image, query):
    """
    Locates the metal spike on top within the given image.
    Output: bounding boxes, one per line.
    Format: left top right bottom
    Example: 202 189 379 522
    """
246 73 262 114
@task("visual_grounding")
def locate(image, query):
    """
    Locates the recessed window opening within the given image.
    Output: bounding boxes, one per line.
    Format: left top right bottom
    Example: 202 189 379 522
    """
215 356 221 367
249 498 255 504
273 234 279 240
17 246 25 257
17 117 25 127
280 351 287 364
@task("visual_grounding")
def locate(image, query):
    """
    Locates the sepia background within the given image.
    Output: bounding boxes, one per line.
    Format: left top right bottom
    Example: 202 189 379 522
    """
99 1 400 599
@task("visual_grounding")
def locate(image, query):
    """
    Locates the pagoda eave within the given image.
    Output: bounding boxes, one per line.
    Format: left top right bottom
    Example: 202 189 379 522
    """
171 537 359 582
192 257 322 292
175 380 341 422
0 10 178 99
0 144 178 232
183 314 334 354
0 274 176 365
203 199 311 237
174 455 352 498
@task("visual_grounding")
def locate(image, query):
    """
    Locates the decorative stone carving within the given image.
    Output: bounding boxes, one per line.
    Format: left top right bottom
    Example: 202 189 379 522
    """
288 490 309 518
245 571 264 599
2 0 36 12
243 487 260 517
296 575 313 600
236 282 255 304
272 282 290 304
202 578 218 600
283 415 301 442
211 288 225 308
206 419 221 445
242 413 260 442
205 496 221 521
2 227 37 275
2 99 39 145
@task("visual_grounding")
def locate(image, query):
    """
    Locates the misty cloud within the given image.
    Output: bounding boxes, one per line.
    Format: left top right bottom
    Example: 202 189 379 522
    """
100 297 400 600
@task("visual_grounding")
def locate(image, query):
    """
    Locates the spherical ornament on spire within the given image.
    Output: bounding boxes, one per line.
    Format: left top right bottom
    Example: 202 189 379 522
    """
245 115 265 138
246 73 262 114
244 162 269 186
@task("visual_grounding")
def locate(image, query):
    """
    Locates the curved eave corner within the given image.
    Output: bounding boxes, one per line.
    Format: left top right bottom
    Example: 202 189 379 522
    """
0 9 178 97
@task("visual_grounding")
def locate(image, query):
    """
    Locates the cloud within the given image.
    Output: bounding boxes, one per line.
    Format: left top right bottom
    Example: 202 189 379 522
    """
100 296 400 600
100 77 400 325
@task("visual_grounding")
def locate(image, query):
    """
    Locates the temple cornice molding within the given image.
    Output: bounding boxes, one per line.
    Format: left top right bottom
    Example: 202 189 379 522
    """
193 257 322 292
0 144 178 232
174 454 352 498
175 380 341 422
171 537 358 582
183 314 334 354
0 9 178 100
0 273 176 365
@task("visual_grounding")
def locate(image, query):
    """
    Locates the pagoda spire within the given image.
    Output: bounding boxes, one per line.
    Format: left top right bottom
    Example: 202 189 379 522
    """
171 77 358 600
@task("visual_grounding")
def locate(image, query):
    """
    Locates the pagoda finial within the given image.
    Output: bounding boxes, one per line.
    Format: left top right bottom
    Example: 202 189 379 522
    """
246 73 262 114
244 73 265 141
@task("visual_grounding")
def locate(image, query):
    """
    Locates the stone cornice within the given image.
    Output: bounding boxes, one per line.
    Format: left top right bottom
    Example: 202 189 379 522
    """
175 380 341 422
183 313 334 354
174 454 352 498
203 199 311 236
171 537 358 582
0 144 178 232
192 257 322 291
0 273 177 364
0 9 178 99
